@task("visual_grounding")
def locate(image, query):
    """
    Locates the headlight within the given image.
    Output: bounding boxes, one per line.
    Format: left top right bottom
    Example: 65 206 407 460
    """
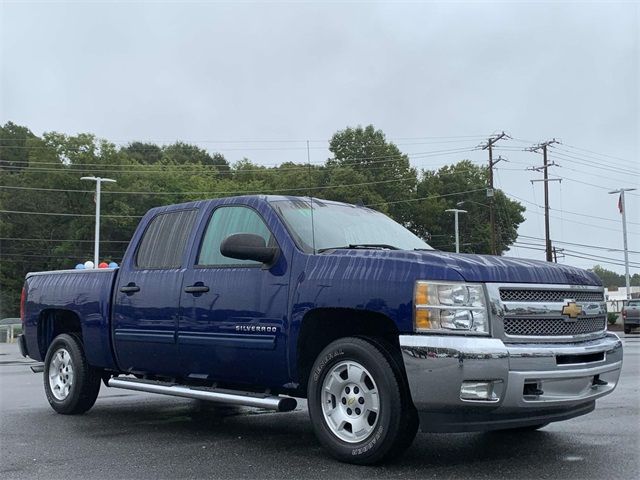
414 281 489 334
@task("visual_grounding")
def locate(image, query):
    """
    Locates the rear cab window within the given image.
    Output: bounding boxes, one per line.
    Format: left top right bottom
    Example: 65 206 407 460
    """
136 210 198 269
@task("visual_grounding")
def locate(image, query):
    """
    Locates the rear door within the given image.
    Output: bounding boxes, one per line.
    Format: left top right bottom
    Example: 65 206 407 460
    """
178 204 290 387
112 209 199 376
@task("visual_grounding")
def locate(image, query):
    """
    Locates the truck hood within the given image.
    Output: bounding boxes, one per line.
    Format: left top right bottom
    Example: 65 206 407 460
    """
323 250 601 286
414 251 601 285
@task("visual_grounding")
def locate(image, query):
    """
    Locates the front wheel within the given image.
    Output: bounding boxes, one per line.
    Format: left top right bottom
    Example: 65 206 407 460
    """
307 337 418 464
44 333 101 414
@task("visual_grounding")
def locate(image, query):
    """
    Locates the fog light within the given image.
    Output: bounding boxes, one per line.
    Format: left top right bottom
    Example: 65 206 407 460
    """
460 381 501 402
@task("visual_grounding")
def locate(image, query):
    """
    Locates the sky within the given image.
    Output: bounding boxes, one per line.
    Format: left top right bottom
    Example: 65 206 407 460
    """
1 0 638 275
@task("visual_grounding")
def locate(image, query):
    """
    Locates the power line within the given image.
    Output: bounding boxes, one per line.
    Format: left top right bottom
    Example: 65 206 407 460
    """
0 146 477 172
365 188 487 207
512 242 640 269
1 187 490 217
549 149 639 177
0 161 491 197
0 210 143 218
560 143 632 165
517 234 640 254
504 191 640 236
0 237 129 243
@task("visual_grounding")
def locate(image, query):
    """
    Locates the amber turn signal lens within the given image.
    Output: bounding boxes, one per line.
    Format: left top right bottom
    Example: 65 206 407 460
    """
415 283 429 306
415 309 431 330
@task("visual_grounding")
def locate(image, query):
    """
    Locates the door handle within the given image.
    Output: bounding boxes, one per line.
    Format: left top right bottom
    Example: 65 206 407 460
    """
184 284 210 294
120 283 140 294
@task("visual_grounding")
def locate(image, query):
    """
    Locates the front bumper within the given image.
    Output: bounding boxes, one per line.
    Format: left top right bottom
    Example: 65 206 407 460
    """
400 333 622 432
623 317 640 327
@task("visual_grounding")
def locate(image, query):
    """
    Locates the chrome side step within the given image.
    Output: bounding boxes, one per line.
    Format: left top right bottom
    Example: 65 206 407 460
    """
106 377 297 412
30 363 44 373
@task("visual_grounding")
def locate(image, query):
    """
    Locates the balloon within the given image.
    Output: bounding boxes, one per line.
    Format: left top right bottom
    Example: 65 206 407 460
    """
75 263 85 270
84 260 95 269
108 262 119 269
98 262 109 269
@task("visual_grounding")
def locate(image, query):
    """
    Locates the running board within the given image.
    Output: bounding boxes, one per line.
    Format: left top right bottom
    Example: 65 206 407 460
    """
30 363 44 373
106 377 297 412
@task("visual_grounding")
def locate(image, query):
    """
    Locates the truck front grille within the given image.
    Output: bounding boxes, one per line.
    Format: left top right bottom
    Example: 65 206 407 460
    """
503 316 606 337
500 289 604 303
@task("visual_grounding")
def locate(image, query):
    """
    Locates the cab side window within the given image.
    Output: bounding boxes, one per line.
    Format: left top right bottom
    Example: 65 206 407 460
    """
197 206 273 267
136 210 198 269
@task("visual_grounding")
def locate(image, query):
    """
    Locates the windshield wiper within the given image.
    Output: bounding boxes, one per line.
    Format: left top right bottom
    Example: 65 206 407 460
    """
317 244 400 253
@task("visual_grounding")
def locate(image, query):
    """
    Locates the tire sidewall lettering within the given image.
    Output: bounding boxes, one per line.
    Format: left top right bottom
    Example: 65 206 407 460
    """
312 348 344 382
351 425 384 456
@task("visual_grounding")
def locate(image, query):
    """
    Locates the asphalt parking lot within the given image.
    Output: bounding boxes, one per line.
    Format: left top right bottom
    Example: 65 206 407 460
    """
1 335 638 480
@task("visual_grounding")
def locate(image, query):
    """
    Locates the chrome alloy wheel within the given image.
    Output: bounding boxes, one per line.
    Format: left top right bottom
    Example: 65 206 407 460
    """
321 360 380 443
48 348 74 400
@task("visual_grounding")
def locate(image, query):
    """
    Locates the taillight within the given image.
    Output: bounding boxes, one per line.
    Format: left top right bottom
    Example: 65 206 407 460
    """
20 286 26 324
622 310 627 318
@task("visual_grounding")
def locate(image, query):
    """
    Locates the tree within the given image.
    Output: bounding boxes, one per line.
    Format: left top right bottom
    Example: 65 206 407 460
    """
0 122 37 171
411 161 525 254
0 122 529 318
327 125 417 222
590 265 640 289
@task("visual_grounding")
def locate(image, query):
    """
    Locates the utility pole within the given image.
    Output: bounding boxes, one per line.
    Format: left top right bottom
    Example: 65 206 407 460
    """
445 208 467 253
526 139 560 262
552 246 564 263
481 132 509 255
608 188 637 299
80 176 116 268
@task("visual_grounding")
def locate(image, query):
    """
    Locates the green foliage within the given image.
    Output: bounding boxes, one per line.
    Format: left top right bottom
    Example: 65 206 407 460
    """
410 161 525 254
607 312 619 325
0 122 527 318
328 125 416 220
590 265 640 289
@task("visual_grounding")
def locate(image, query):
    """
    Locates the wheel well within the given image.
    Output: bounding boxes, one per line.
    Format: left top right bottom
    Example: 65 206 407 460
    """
296 308 401 396
38 309 82 358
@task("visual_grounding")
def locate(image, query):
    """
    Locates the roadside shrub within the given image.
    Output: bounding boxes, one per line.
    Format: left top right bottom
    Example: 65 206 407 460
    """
607 312 618 325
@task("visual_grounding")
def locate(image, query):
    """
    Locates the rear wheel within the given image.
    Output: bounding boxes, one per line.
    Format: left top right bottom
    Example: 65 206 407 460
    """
307 337 418 464
44 333 101 414
624 327 631 334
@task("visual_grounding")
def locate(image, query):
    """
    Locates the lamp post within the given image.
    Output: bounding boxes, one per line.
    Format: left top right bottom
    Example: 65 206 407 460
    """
81 176 116 268
445 208 467 253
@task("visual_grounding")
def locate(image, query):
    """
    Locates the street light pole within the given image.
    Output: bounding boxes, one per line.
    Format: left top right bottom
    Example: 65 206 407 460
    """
609 188 637 299
81 176 116 268
445 208 467 253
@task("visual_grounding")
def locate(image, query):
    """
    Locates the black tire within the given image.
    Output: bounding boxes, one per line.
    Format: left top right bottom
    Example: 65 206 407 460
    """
624 327 631 334
307 337 418 465
43 333 101 415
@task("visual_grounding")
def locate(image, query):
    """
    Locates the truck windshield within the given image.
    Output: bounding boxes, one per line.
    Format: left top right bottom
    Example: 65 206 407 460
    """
269 198 432 253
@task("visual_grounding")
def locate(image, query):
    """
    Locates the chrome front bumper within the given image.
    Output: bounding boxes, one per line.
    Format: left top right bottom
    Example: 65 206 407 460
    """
400 333 622 432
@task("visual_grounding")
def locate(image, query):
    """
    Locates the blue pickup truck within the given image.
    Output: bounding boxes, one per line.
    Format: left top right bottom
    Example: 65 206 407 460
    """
19 195 622 464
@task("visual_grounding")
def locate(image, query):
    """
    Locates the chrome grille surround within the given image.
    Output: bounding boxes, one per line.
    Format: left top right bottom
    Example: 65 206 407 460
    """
486 283 607 343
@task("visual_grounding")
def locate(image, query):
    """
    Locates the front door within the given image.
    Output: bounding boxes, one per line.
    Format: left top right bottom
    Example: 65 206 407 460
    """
112 209 198 376
178 205 289 387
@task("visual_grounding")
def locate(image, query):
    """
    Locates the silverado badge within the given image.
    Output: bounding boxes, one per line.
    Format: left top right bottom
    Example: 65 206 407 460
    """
561 301 583 320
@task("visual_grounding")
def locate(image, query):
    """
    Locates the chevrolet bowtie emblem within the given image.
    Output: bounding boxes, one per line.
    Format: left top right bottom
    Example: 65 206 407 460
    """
562 301 582 319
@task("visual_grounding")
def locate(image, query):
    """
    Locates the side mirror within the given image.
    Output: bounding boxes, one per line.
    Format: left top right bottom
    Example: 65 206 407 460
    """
220 233 279 265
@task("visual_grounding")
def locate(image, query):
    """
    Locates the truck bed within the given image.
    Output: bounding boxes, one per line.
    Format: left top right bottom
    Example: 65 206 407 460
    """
23 268 119 369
